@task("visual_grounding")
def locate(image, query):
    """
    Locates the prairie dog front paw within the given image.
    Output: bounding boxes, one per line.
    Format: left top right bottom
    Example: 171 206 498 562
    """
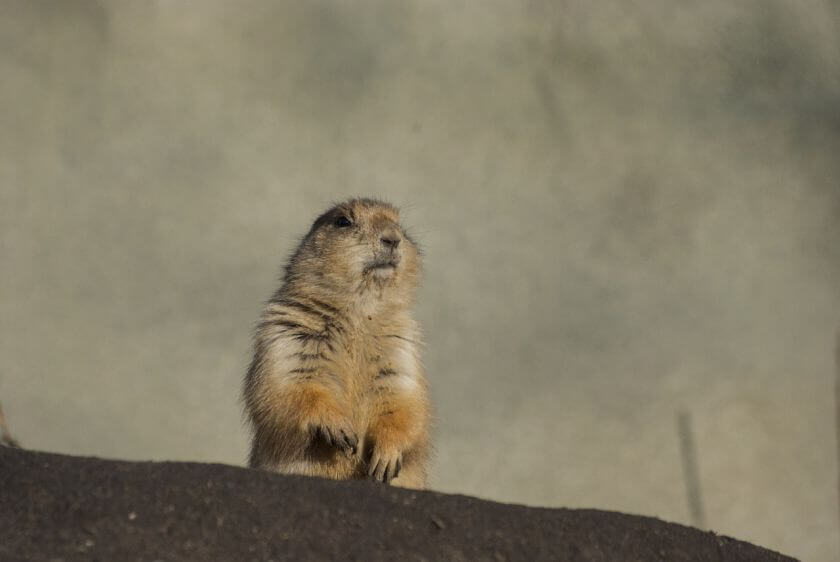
368 445 402 483
306 419 358 457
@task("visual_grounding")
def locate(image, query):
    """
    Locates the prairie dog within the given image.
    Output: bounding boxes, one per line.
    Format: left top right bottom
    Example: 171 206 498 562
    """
243 199 431 488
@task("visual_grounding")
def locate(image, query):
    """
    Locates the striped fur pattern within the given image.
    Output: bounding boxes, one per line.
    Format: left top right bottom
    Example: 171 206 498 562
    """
243 199 431 488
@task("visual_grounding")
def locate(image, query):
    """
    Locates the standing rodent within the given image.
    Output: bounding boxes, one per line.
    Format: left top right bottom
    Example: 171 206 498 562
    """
243 198 431 488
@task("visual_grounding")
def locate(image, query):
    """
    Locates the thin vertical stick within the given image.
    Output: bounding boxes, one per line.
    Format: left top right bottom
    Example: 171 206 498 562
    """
0 402 19 448
677 410 706 529
835 332 840 548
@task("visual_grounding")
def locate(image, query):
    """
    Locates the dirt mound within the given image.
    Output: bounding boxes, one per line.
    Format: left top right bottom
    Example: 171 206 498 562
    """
0 447 794 561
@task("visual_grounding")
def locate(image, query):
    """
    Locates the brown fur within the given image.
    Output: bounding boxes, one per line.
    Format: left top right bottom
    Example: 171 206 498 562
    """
243 199 431 488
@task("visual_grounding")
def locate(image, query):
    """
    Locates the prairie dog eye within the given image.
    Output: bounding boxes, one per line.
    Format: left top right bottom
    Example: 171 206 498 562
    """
334 216 352 228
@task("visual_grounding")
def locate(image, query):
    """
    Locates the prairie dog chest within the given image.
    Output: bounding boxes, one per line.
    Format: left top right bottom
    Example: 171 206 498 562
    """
354 326 421 386
354 331 422 390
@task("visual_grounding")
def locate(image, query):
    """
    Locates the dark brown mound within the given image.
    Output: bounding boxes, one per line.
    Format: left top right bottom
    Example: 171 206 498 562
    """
0 447 795 562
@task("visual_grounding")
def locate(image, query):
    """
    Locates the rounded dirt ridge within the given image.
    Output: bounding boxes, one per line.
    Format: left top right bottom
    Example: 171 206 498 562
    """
0 447 796 561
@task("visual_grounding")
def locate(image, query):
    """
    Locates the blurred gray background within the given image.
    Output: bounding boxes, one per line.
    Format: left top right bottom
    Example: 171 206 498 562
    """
1 1 839 559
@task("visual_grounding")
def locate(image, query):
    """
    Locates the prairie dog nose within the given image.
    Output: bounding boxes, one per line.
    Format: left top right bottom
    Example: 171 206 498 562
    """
380 226 401 249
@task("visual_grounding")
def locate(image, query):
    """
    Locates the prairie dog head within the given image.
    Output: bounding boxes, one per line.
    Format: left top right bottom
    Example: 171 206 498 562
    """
286 199 420 307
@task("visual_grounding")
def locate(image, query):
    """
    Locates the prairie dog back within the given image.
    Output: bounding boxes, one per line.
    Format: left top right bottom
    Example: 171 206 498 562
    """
243 199 431 488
